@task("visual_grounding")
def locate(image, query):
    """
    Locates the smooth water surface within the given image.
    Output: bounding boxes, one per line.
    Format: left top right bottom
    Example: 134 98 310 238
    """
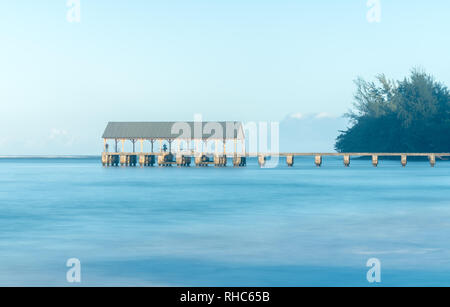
0 157 449 286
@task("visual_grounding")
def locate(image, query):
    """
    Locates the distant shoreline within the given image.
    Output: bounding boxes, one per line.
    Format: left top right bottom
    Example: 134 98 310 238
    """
0 155 100 159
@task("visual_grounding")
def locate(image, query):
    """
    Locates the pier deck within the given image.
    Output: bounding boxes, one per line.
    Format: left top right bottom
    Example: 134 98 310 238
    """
102 152 450 168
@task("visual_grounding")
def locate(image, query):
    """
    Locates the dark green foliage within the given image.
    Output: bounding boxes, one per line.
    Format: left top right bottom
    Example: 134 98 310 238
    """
335 69 450 153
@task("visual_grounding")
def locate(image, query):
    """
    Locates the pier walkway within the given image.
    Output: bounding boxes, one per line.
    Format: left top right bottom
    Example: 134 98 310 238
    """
102 152 450 168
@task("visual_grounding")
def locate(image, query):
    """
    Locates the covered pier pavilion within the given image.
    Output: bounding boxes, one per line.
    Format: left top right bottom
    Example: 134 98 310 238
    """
101 121 246 167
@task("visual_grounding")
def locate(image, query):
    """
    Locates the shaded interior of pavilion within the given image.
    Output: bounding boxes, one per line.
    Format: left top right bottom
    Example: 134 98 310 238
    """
103 138 246 155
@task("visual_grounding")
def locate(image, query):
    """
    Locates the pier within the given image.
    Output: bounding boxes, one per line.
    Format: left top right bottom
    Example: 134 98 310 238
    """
102 122 449 168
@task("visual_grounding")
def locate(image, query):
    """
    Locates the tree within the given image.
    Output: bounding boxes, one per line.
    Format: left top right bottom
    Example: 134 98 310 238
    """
335 69 450 153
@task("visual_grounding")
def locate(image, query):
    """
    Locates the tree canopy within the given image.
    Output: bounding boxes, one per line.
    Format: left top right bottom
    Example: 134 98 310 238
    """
335 69 450 153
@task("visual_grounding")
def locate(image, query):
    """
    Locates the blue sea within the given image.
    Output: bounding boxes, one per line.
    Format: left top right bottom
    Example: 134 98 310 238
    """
0 157 449 286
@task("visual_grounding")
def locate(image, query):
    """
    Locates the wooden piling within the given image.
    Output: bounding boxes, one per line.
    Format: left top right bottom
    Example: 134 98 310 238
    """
176 154 191 167
232 156 246 167
372 155 378 167
315 155 322 167
258 155 266 167
401 155 407 167
214 155 227 167
102 153 107 166
343 155 350 167
429 154 436 167
157 155 165 166
286 155 294 167
120 154 126 166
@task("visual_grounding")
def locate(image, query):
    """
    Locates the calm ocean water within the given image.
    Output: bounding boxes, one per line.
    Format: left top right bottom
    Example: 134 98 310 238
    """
0 157 449 286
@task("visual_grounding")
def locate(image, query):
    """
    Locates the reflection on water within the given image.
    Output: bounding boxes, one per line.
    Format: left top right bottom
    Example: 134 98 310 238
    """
0 157 449 286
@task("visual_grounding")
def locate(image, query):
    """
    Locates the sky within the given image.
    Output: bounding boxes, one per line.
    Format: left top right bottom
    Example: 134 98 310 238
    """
0 0 449 154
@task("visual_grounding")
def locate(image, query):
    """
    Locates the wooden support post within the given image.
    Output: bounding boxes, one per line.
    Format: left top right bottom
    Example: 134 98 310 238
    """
176 154 183 166
214 154 220 167
429 154 436 167
140 139 144 153
315 155 322 167
401 155 407 167
258 155 266 167
159 140 162 152
372 155 378 167
195 155 202 166
102 153 107 166
343 155 350 167
103 139 107 152
120 154 126 166
286 155 294 167
157 155 164 166
121 139 125 152
223 140 226 155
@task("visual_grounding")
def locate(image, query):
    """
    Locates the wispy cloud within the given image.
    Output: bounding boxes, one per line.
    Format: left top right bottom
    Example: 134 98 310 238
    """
289 112 304 119
286 112 340 120
48 129 75 146
315 112 336 119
